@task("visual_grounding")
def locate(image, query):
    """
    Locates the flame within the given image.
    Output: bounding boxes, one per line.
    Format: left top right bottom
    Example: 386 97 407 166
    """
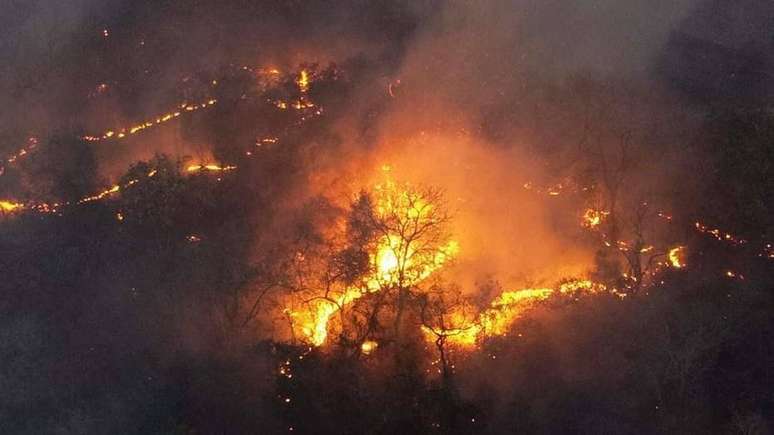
295 234 458 346
297 70 310 93
1 136 39 173
289 177 459 346
433 280 611 347
186 164 237 173
78 184 121 203
0 69 316 217
422 287 553 347
0 65 328 218
0 200 23 212
724 270 745 280
292 287 366 346
361 340 378 355
694 221 747 245
582 208 608 228
668 246 685 268
83 99 216 142
478 288 553 334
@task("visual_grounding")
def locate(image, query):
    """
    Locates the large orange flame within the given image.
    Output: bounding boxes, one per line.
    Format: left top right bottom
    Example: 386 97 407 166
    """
288 177 459 346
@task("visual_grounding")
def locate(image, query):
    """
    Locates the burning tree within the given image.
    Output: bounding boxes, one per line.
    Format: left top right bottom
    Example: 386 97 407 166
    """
283 178 459 354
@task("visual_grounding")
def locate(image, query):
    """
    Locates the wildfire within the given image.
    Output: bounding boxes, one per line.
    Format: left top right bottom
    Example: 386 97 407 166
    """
293 234 458 346
694 221 747 246
360 340 378 355
582 208 609 228
291 288 364 346
3 161 200 215
288 170 647 349
478 287 553 333
78 184 122 203
0 200 23 213
0 67 326 221
288 177 459 346
725 270 744 280
297 70 310 93
186 163 237 173
1 137 39 176
522 178 587 197
668 246 685 268
425 279 612 347
83 99 217 142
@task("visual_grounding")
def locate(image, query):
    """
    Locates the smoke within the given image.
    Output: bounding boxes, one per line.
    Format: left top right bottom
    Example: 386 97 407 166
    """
0 0 754 328
296 0 709 290
0 0 731 291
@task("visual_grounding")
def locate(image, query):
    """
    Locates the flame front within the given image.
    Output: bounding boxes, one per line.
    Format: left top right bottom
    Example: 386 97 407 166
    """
428 280 611 347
